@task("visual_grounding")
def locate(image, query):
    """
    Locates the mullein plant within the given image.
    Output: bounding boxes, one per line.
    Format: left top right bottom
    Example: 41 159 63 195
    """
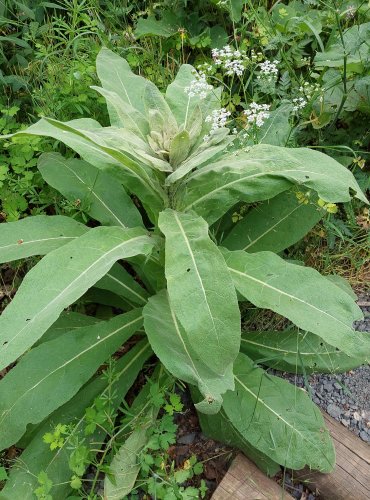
0 48 369 498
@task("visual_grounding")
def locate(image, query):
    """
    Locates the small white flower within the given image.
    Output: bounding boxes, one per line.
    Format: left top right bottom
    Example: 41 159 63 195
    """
292 97 307 111
205 108 231 133
184 72 213 99
211 45 248 76
244 102 270 127
259 60 279 78
346 5 356 18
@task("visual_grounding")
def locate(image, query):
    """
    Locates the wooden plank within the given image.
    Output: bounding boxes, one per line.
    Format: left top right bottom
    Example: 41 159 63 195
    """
212 454 294 500
294 413 370 500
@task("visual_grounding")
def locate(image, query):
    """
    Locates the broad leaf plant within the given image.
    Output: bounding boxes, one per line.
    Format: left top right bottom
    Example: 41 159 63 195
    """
0 49 369 497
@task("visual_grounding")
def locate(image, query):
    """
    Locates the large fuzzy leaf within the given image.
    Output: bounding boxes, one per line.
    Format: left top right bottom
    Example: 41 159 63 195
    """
0 226 155 370
241 329 366 374
257 102 292 146
4 117 166 222
129 253 166 294
165 64 221 128
144 84 178 133
36 311 101 345
191 388 280 476
223 353 335 472
95 263 149 306
38 153 143 228
0 215 88 264
0 340 151 500
158 209 240 377
223 249 369 360
91 86 149 138
180 145 367 224
103 369 168 499
222 191 323 253
143 290 233 413
0 308 142 450
96 47 152 116
104 407 157 500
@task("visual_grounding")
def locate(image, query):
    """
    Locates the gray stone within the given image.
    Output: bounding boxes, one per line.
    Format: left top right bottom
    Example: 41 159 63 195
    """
327 403 341 419
359 431 369 442
334 382 342 390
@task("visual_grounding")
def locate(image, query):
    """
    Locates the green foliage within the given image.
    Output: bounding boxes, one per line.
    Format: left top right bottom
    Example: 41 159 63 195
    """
0 36 368 500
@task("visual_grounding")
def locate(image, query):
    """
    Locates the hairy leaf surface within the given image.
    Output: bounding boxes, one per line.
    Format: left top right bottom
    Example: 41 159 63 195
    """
96 47 154 116
159 209 240 376
223 191 322 253
192 388 280 476
91 86 149 138
223 249 369 359
165 64 221 127
144 290 233 413
104 408 156 499
223 353 335 472
0 227 154 370
241 329 366 373
180 145 367 224
36 312 101 345
0 215 88 264
6 117 165 221
0 309 142 450
95 263 149 306
38 153 143 228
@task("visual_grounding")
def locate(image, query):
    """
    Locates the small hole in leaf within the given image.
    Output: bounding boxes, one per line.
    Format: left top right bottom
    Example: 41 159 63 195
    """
26 318 30 322
320 342 323 346
335 347 340 351
186 268 190 272
305 175 310 179
313 362 317 367
70 256 73 259
3 341 8 345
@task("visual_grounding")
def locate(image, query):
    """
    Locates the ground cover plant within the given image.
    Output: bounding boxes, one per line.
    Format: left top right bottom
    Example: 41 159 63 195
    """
0 47 369 498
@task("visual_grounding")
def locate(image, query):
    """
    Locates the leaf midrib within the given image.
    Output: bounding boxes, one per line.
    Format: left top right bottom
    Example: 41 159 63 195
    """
54 158 126 228
183 168 326 212
242 204 302 251
3 235 148 353
0 236 77 252
241 337 340 356
234 375 333 468
0 315 142 425
229 267 351 333
172 212 220 346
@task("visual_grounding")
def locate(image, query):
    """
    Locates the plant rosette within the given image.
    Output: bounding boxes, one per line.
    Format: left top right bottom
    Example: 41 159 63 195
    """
0 48 369 499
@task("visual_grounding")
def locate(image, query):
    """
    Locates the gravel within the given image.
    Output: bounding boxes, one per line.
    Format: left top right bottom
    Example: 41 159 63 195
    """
279 294 370 443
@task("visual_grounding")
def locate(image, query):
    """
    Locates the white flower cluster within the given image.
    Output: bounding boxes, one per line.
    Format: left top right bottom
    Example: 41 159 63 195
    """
346 5 356 19
244 102 270 127
205 108 231 132
211 45 247 76
298 82 321 99
184 72 213 99
292 97 307 111
292 82 322 112
257 60 279 82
